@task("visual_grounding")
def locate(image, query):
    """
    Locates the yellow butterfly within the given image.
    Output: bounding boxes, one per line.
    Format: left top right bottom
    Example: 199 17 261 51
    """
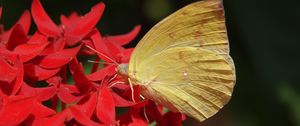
117 0 236 122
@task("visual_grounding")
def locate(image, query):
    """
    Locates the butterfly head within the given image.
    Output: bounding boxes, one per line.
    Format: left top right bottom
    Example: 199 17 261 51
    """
116 63 129 77
117 63 140 85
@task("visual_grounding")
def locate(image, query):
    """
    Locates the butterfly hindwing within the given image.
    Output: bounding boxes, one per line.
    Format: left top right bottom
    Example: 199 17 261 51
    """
134 47 234 121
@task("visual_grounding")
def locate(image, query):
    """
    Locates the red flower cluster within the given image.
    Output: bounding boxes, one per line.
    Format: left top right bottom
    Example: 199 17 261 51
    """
0 0 185 125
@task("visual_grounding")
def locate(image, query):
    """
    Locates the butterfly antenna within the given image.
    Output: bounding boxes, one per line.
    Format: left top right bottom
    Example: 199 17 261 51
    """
128 78 136 103
88 60 117 65
85 45 119 66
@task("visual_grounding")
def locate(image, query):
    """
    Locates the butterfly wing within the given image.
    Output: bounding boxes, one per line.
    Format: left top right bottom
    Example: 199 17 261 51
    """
133 47 235 121
129 0 233 73
128 0 236 122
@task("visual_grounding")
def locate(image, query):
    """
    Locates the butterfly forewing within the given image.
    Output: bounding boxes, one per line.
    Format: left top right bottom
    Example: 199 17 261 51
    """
129 0 231 72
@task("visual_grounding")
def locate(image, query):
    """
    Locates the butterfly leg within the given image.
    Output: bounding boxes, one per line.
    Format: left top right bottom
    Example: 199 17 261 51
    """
138 94 150 123
109 73 118 82
108 81 125 88
143 106 150 123
128 78 136 103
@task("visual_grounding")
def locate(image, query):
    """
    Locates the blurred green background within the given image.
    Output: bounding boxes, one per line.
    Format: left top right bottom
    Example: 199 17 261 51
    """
1 0 300 126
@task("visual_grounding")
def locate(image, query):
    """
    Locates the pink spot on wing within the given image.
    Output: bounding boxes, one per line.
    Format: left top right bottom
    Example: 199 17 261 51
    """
168 32 176 39
194 31 201 38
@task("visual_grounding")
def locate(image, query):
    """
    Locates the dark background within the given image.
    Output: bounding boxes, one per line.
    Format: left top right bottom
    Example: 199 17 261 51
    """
1 0 300 126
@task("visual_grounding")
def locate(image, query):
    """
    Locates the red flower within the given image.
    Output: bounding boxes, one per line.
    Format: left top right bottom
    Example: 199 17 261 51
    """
0 10 31 47
0 0 186 125
31 0 105 46
0 95 36 125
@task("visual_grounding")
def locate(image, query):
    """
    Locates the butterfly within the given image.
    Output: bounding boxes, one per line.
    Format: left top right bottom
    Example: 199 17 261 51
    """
117 0 236 122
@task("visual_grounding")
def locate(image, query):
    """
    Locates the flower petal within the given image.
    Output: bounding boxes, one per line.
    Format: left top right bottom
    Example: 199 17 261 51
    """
0 48 17 63
111 92 149 108
128 109 148 126
60 12 80 30
111 91 135 107
31 109 68 126
69 58 97 92
0 57 16 83
20 83 57 101
30 102 56 119
145 101 166 125
119 48 134 63
163 111 185 126
57 84 84 103
92 31 112 57
24 63 61 81
96 86 116 125
69 106 104 126
0 10 31 43
39 45 81 69
35 86 57 101
0 96 36 126
87 65 116 81
40 38 66 56
116 112 132 126
11 57 24 95
27 32 47 44
104 39 125 61
91 31 116 63
65 2 105 46
68 12 80 22
81 40 95 55
76 92 97 117
6 24 28 51
119 85 142 103
13 42 49 62
16 10 31 34
60 15 69 27
106 25 141 46
31 0 60 36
